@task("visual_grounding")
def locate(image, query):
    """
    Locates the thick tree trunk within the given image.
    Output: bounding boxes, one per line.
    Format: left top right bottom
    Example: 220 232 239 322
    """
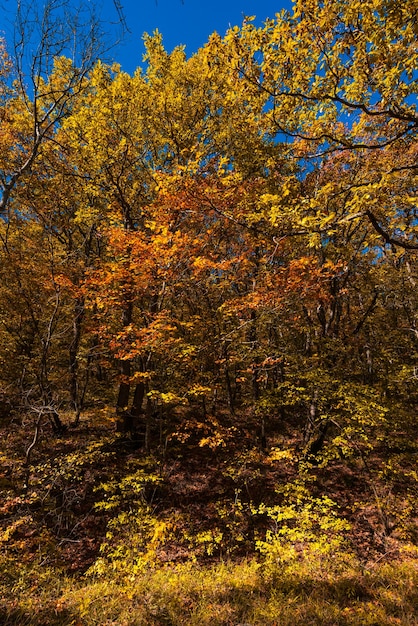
131 381 145 417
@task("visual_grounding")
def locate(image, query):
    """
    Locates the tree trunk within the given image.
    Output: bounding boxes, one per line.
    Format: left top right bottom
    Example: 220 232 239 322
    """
116 299 133 433
69 296 85 426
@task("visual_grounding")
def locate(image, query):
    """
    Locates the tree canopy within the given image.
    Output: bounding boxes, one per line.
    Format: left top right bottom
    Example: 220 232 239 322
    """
0 1 417 623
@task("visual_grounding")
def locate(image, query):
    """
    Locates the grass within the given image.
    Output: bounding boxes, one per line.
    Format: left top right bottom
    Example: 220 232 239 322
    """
2 550 418 625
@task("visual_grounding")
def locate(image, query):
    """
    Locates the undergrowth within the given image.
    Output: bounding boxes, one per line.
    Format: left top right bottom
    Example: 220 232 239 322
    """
1 405 418 625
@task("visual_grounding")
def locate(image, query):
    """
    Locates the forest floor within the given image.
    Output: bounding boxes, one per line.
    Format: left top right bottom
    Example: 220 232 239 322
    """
1 405 418 625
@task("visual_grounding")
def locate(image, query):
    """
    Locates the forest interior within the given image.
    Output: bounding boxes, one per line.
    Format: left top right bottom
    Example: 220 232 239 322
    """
0 0 418 624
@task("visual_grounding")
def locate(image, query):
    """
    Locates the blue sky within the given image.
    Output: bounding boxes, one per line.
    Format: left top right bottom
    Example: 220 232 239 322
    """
0 0 293 75
101 0 293 74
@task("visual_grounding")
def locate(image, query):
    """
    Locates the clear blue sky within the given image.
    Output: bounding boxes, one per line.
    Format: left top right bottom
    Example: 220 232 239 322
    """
0 0 293 75
102 0 293 74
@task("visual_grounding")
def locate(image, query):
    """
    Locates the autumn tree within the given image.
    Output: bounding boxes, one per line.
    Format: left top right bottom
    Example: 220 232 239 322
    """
0 0 123 428
177 0 415 452
0 0 415 466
